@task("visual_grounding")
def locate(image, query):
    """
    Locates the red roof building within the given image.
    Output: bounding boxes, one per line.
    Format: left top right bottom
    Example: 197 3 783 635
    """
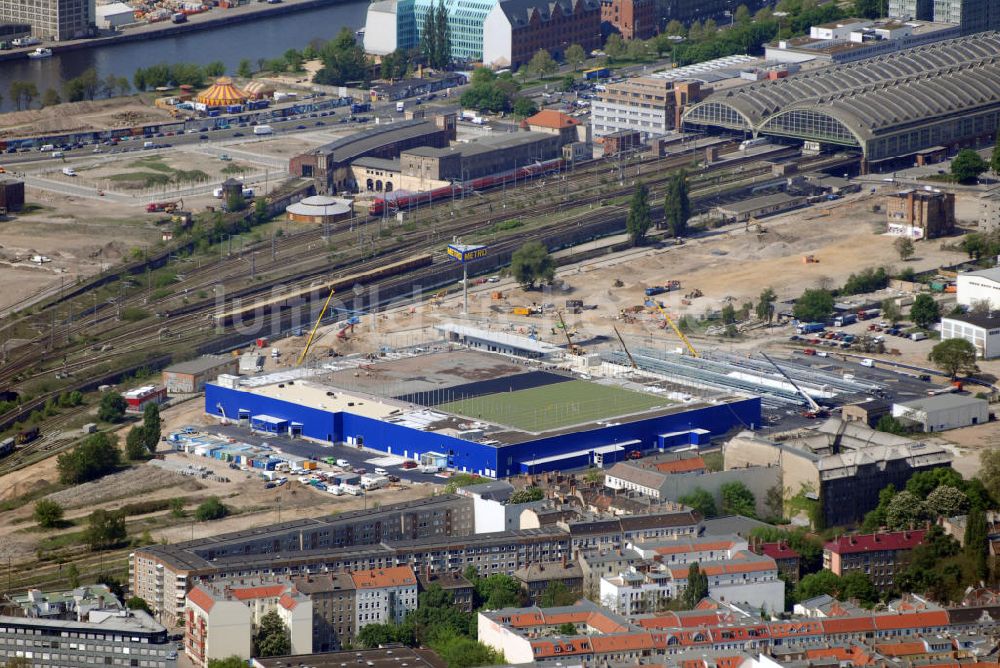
754 541 802 584
824 530 926 593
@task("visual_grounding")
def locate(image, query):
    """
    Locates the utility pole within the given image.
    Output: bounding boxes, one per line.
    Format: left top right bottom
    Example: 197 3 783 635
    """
271 233 276 261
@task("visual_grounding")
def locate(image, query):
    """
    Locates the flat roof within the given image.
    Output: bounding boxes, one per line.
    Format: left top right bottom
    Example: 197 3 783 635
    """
164 355 235 375
249 380 404 420
896 393 987 412
716 192 805 215
436 322 561 355
520 441 635 466
943 313 1000 329
252 648 447 668
961 267 1000 283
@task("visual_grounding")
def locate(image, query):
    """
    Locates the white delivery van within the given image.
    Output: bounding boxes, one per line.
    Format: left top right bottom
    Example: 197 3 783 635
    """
62 167 76 176
253 125 273 135
860 358 875 368
335 458 350 468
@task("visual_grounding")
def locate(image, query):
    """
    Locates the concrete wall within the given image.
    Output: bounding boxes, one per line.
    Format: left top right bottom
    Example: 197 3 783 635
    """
710 579 784 613
725 434 821 508
657 466 781 518
363 4 399 55
478 613 534 664
482 6 512 68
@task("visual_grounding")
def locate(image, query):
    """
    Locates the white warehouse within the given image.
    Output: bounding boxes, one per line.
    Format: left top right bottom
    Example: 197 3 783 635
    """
941 313 1000 359
957 267 1000 311
892 394 989 432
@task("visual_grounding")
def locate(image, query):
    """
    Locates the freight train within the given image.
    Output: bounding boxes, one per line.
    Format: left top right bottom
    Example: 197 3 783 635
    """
366 158 564 217
212 254 434 328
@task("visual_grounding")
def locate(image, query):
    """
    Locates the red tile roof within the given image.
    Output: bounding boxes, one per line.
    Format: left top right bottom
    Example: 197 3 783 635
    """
873 610 948 630
186 587 215 613
278 593 299 611
824 530 926 555
654 456 706 474
231 584 286 601
875 641 927 656
758 542 800 560
820 616 876 634
525 109 581 130
350 566 417 589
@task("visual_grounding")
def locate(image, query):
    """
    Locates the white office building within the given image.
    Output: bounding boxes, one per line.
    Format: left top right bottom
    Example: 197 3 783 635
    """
941 313 1000 359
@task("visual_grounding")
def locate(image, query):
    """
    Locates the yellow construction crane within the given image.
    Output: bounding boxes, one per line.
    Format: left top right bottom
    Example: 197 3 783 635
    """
557 311 582 355
646 299 699 357
297 287 336 366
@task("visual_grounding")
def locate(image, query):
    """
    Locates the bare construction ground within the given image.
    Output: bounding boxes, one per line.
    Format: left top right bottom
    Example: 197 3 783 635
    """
0 96 174 138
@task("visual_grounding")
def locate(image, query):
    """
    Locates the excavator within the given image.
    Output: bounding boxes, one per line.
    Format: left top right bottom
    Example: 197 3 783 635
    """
646 299 699 358
760 352 828 419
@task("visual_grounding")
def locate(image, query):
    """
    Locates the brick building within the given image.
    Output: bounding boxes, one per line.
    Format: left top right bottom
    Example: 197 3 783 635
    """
482 0 601 69
601 0 656 39
823 530 926 593
885 189 956 239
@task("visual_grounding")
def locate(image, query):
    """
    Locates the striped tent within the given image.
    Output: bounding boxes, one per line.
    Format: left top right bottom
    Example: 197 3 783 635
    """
196 77 247 107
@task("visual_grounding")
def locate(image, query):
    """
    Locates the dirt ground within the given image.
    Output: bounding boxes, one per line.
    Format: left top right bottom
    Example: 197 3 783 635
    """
0 96 174 138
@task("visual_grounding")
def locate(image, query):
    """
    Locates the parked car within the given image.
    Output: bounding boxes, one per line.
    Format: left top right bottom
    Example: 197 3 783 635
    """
401 461 417 469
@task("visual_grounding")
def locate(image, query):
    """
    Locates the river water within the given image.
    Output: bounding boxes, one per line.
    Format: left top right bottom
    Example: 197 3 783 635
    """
0 0 368 112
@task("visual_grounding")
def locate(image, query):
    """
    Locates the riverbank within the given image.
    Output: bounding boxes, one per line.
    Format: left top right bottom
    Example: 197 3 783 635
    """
0 0 359 62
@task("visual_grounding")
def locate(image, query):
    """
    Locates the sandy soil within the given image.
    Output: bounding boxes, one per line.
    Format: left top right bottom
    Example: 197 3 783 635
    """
0 97 174 138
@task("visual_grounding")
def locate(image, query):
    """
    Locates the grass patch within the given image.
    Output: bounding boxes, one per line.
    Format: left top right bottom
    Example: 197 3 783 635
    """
130 156 174 173
37 529 88 551
222 163 251 175
0 483 65 512
108 172 173 187
174 169 210 182
436 380 669 432
702 450 723 472
121 307 150 322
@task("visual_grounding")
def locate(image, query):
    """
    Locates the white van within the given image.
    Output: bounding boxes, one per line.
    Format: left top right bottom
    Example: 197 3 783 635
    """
419 465 440 474
335 458 350 468
213 187 224 198
860 358 875 368
253 125 273 135
62 167 76 176
396 101 405 112
39 144 54 152
910 332 927 341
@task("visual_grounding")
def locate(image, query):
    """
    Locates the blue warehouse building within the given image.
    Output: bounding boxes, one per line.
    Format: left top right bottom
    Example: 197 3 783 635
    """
204 351 760 478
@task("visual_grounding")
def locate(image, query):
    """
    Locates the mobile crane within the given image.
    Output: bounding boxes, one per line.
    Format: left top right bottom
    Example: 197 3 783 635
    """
645 299 699 358
760 352 828 419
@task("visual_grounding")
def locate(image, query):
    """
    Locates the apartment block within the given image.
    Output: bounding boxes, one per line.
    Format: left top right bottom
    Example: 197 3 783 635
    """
350 566 418 628
513 559 584 604
292 573 357 652
482 0 601 69
592 77 705 139
601 0 657 39
823 530 926 593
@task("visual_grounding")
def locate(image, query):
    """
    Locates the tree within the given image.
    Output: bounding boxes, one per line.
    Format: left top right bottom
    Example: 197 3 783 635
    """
127 596 152 613
965 506 988 581
720 481 756 518
66 563 80 588
894 236 915 262
41 88 61 107
651 33 673 57
928 338 977 378
540 581 578 607
511 241 555 289
840 571 878 606
721 303 736 325
5 657 33 668
237 59 253 78
204 60 226 77
558 74 575 92
626 39 649 61
98 392 127 423
254 610 291 658
195 496 228 521
604 33 625 60
380 50 410 80
57 433 121 484
125 426 147 461
755 287 776 323
980 449 1000 506
565 43 586 71
881 298 902 325
951 148 988 184
885 490 924 529
512 96 537 118
678 488 717 518
793 288 833 323
853 0 882 17
475 573 523 609
794 569 840 601
734 3 752 23
84 509 126 551
557 621 576 635
422 5 438 69
992 125 1000 176
925 485 969 518
905 467 965 498
626 182 652 246
910 293 940 329
508 487 544 504
314 29 372 87
357 623 402 648
663 170 690 237
665 19 685 36
33 499 64 528
875 414 908 436
683 563 708 608
170 497 186 518
433 0 452 69
528 49 557 79
142 402 161 454
209 657 248 668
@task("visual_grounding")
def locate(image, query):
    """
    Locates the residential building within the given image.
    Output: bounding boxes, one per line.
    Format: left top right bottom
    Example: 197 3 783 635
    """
823 530 926 593
941 313 1000 359
885 189 956 240
841 399 891 428
601 0 656 39
591 77 705 139
482 0 601 70
417 570 475 612
162 356 239 394
753 541 802 585
892 394 990 432
603 456 780 518
725 419 953 526
0 0 94 40
628 535 748 564
0 607 175 668
958 268 1000 312
292 573 357 652
350 566 418 628
184 579 312 668
513 559 584 604
578 549 641 598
